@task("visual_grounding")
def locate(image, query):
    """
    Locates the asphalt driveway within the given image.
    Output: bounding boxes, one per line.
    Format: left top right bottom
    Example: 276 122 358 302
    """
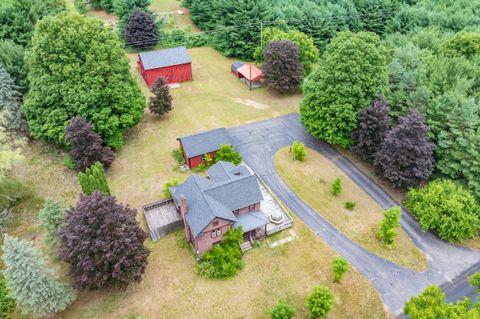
227 113 480 316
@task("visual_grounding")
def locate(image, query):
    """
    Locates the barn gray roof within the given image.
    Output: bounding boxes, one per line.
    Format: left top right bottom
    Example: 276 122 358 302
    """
139 47 191 70
170 161 264 237
178 128 233 159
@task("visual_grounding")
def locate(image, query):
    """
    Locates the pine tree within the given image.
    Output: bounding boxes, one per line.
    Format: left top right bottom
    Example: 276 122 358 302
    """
2 235 76 318
148 77 173 115
124 10 159 47
374 111 435 188
64 117 115 171
38 198 66 242
0 66 27 131
351 95 391 162
78 162 111 195
263 40 303 93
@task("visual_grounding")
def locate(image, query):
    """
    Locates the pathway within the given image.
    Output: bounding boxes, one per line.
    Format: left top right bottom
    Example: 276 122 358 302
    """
227 113 480 316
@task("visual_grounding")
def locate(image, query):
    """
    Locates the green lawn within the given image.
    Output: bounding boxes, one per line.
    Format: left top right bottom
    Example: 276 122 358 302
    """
275 147 428 271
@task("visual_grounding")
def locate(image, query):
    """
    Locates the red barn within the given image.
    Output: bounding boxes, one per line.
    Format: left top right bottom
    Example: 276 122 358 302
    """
138 46 192 87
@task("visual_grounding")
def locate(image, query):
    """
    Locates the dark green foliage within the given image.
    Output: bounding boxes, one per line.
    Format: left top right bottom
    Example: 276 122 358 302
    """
268 299 296 319
74 0 88 14
112 0 151 18
0 66 27 131
78 162 111 196
263 40 303 93
148 77 173 115
64 117 115 172
332 256 349 283
215 144 242 165
198 227 244 279
353 0 398 35
24 13 146 149
374 111 434 189
38 198 66 242
163 179 179 199
378 206 401 246
172 148 186 166
58 192 150 289
344 201 356 210
351 95 391 162
305 286 336 318
161 27 212 49
189 0 217 31
331 178 342 196
292 141 307 161
300 32 389 147
0 40 28 94
0 275 15 319
406 179 480 242
124 10 159 47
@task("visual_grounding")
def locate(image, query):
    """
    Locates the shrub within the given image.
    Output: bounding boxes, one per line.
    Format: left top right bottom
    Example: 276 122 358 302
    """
148 77 173 115
214 144 242 165
378 206 402 246
0 275 15 319
331 178 342 196
468 273 480 293
263 40 303 93
163 179 179 198
292 141 307 161
198 228 244 279
38 198 66 242
305 286 336 318
64 117 115 171
268 299 296 319
58 192 150 289
63 156 76 169
406 180 480 242
203 153 214 167
77 162 111 195
344 201 356 210
172 148 186 166
333 256 349 283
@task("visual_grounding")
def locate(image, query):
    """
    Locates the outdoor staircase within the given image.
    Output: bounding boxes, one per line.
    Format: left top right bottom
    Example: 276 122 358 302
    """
239 241 252 253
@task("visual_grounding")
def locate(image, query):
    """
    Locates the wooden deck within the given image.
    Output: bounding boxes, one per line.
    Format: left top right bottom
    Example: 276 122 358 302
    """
143 198 183 241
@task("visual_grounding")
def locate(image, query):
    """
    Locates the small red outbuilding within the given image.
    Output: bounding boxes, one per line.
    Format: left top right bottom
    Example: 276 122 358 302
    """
138 46 192 87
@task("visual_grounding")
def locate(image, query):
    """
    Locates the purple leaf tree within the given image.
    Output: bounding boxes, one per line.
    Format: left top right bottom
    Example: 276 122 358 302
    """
263 40 303 93
124 10 158 47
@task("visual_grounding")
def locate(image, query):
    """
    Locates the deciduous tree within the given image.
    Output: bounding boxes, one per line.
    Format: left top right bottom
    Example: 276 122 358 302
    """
64 117 115 172
263 40 303 93
305 286 335 318
441 32 480 59
378 206 401 246
148 77 173 115
2 235 76 318
332 256 349 283
57 192 150 289
374 111 434 188
124 10 159 47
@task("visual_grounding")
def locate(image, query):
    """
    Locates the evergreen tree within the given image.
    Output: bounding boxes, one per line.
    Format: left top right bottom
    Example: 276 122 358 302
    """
263 40 303 93
0 66 27 131
78 162 111 195
38 198 66 242
112 0 151 18
0 275 15 319
148 77 173 115
124 10 159 47
2 235 76 318
351 95 391 162
0 40 28 94
64 117 115 172
58 192 150 289
374 111 435 188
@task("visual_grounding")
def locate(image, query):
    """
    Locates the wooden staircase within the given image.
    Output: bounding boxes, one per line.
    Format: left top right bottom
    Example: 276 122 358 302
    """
239 241 252 253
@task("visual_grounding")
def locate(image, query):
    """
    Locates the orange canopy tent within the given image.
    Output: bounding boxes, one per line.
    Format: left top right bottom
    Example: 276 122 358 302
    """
237 64 263 81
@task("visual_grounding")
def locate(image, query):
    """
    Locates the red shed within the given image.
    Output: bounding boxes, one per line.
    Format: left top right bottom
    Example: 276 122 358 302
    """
138 46 192 87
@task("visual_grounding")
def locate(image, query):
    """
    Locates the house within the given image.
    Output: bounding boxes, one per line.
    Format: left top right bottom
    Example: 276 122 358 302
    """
137 46 192 87
170 161 268 255
177 128 233 169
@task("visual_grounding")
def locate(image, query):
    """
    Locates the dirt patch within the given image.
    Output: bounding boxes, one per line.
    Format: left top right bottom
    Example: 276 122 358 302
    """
234 98 270 110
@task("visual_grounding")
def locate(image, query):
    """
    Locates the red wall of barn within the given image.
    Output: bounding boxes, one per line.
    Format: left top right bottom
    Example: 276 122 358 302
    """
138 60 192 87
187 151 217 169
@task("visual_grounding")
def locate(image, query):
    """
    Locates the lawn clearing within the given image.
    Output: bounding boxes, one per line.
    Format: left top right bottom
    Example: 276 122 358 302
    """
274 147 428 271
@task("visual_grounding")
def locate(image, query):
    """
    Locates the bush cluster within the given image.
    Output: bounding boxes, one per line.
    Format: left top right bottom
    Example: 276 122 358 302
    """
292 141 307 161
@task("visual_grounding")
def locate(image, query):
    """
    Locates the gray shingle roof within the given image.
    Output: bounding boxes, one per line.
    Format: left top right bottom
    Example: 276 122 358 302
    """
139 47 191 70
170 161 264 237
179 128 233 159
234 211 268 232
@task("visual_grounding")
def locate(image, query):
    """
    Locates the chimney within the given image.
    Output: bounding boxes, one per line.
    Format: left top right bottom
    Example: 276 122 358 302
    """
180 195 187 218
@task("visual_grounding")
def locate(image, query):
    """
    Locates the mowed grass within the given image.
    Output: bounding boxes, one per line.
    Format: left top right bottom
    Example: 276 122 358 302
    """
275 147 428 271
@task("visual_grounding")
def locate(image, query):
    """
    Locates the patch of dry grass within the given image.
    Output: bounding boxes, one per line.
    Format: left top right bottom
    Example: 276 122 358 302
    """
274 147 428 271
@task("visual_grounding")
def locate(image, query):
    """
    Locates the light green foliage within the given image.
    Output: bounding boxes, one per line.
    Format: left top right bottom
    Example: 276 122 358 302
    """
331 178 342 196
24 12 146 149
112 0 151 18
292 141 307 161
63 156 76 170
305 286 336 318
0 275 15 319
0 40 28 94
404 285 480 319
172 148 186 166
163 179 179 199
38 198 66 242
78 162 111 196
344 201 356 210
74 0 88 13
215 144 242 165
300 32 389 147
254 27 319 75
268 299 296 319
0 115 23 182
378 206 401 246
332 256 349 283
441 32 480 59
469 272 480 293
2 235 76 318
203 153 214 167
406 179 480 242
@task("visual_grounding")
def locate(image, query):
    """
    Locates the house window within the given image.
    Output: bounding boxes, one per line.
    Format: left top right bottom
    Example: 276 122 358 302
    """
211 228 222 238
216 228 221 237
211 230 216 238
249 204 256 212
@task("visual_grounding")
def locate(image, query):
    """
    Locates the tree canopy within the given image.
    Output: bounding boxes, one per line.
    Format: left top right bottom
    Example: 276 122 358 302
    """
263 40 303 93
24 12 145 149
124 10 159 47
0 66 26 131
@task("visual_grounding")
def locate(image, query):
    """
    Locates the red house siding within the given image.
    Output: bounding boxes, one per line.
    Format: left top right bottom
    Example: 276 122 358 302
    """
193 218 234 255
138 58 192 87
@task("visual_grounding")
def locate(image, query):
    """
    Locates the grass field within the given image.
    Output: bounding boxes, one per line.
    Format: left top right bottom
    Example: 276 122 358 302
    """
274 147 428 271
